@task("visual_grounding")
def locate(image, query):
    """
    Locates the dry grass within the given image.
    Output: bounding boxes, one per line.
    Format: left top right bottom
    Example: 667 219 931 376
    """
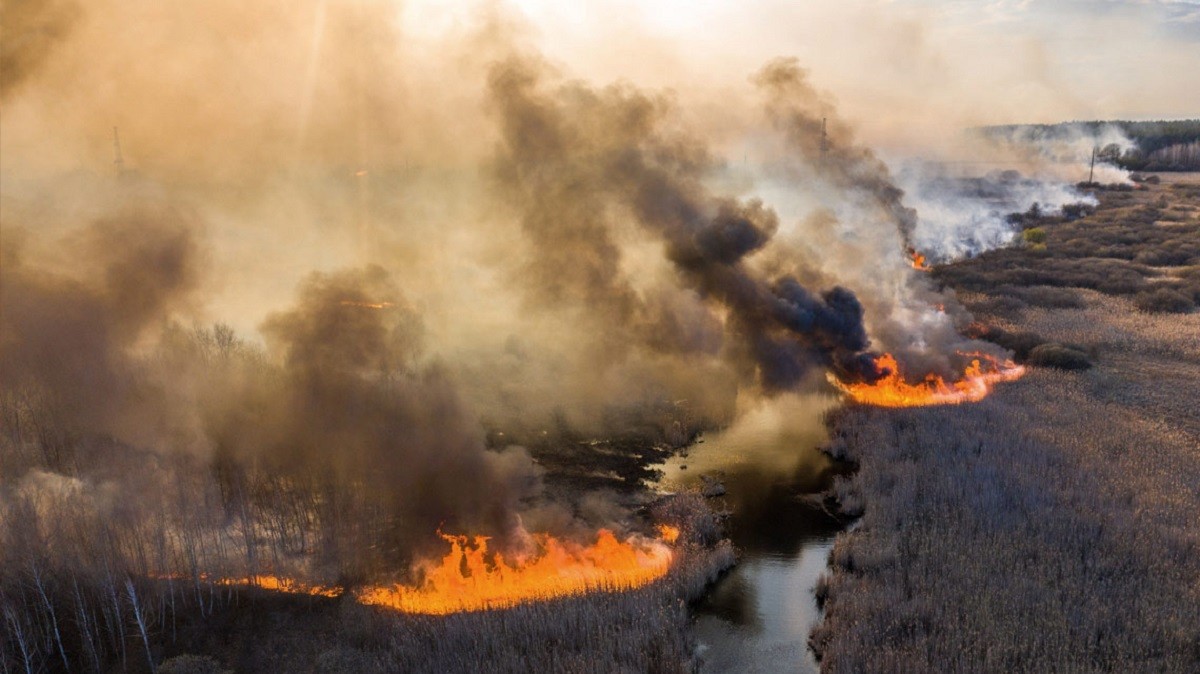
814 179 1200 672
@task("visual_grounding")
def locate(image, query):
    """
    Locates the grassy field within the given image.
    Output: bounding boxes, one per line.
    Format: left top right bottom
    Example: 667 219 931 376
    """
812 176 1200 672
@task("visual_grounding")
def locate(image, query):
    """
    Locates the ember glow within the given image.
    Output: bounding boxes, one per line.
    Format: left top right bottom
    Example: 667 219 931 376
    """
215 575 342 598
828 352 1026 407
358 529 674 615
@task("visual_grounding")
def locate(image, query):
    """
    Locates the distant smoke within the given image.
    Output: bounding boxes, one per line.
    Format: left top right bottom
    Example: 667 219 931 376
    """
897 164 1095 262
977 122 1137 185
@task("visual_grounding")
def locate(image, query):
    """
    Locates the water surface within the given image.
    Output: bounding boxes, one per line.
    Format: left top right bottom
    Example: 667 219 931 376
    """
655 394 849 674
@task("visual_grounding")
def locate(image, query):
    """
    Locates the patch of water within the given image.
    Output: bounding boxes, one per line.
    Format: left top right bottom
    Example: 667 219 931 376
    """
654 393 849 674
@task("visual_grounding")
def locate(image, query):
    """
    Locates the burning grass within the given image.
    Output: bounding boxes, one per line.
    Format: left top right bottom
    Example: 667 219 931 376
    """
203 529 678 616
827 352 1026 407
359 529 674 615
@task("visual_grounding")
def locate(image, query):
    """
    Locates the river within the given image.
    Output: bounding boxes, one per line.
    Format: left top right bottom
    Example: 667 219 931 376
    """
654 393 851 674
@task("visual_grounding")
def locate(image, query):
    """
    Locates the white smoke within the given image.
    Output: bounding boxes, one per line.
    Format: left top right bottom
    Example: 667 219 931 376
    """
979 122 1138 185
897 162 1097 262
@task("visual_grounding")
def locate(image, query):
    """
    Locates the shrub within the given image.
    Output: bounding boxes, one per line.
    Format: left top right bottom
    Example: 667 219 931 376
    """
1027 343 1093 370
1133 287 1195 313
1060 203 1094 220
1022 227 1047 245
1134 249 1198 266
966 324 1046 361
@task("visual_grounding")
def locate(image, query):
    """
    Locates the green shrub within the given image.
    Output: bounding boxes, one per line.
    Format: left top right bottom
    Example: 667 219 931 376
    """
1022 227 1047 245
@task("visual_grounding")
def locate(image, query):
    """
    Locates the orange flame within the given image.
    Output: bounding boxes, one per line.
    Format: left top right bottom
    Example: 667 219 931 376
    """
359 529 673 615
216 574 341 597
828 352 1025 407
908 248 931 271
165 529 675 615
149 573 342 598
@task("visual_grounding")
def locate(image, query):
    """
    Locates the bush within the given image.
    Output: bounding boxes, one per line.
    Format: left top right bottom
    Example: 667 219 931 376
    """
1133 287 1195 313
966 324 1046 362
1061 203 1094 220
1022 227 1047 245
1027 343 1093 370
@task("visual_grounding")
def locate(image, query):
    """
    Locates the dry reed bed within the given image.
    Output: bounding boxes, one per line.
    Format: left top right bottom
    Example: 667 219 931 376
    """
813 294 1200 672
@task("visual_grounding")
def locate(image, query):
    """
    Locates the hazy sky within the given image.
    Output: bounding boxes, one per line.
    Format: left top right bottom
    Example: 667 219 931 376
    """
416 0 1200 148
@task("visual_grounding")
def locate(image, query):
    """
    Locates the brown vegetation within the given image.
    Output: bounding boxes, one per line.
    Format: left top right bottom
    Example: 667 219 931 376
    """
937 176 1200 315
812 177 1200 672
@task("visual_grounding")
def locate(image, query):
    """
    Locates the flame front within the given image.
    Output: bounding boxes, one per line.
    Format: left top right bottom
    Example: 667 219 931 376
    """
177 529 675 615
829 352 1026 407
358 529 674 615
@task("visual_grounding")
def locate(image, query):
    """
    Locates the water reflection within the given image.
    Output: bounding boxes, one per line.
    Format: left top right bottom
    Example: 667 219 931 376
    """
655 393 850 674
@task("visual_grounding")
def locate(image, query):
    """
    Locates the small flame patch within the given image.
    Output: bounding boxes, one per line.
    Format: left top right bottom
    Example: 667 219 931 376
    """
908 248 931 271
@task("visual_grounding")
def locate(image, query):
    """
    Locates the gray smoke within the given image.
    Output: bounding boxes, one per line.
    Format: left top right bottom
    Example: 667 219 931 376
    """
755 58 919 251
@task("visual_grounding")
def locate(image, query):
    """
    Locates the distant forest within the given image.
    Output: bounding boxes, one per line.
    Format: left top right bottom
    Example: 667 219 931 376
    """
981 120 1200 172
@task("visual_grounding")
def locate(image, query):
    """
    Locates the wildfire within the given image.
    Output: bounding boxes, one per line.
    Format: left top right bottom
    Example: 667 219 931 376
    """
215 574 341 598
359 529 673 615
829 352 1026 407
163 528 675 616
908 248 931 271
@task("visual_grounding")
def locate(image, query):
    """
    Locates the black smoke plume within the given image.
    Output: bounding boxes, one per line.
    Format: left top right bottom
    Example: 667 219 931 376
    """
489 56 883 388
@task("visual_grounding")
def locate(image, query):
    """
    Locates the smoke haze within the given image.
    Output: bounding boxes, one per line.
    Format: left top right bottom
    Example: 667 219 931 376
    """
2 0 1195 580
